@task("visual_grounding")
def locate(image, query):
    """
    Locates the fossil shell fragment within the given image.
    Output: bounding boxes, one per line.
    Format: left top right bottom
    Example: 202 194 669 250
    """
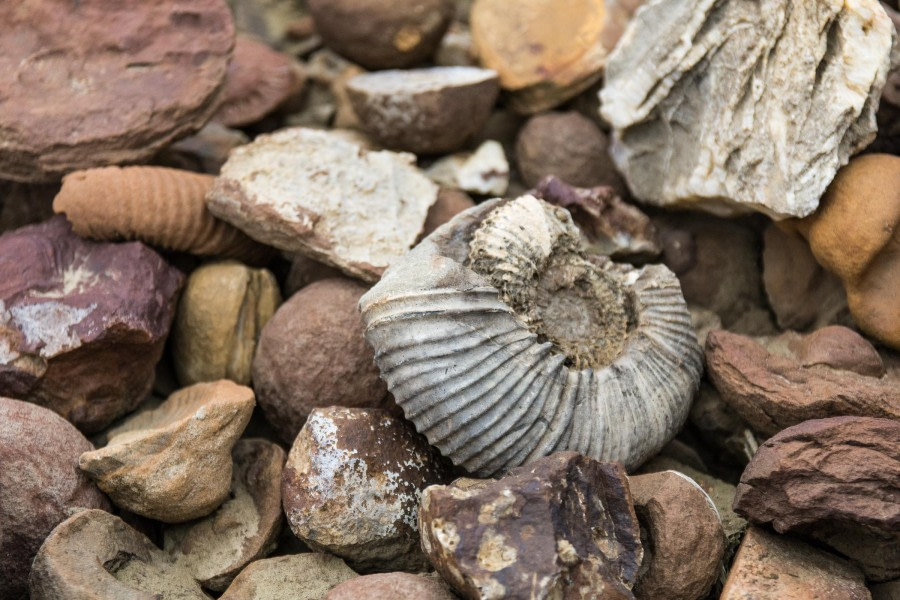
359 195 703 476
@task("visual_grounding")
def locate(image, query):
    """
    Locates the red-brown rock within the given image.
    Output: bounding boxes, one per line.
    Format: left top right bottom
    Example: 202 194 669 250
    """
0 216 183 432
325 572 457 599
419 187 476 240
419 452 643 599
0 0 235 182
733 416 900 581
0 397 111 599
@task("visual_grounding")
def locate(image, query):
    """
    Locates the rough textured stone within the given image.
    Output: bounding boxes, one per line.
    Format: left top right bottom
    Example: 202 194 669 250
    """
207 127 438 282
601 0 895 219
79 380 255 523
721 527 869 600
0 398 111 600
426 141 509 196
0 216 183 433
629 471 724 600
172 261 282 386
326 572 457 599
252 278 391 443
0 0 234 182
419 452 643 599
282 407 450 572
164 439 285 591
420 188 476 240
733 416 900 581
706 328 900 436
219 553 357 600
29 510 210 600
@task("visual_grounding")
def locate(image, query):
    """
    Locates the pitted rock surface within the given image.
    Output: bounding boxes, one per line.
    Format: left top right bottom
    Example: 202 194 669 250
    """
219 553 358 600
325 572 457 599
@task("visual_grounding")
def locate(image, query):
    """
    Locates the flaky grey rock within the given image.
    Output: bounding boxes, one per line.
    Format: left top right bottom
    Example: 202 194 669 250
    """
601 0 895 219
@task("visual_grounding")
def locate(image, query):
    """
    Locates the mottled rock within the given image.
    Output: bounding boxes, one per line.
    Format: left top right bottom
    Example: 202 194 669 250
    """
426 141 509 196
601 0 895 219
0 0 235 182
0 216 183 433
420 452 643 599
29 510 210 600
721 527 869 600
326 572 457 599
420 188 476 240
706 328 900 436
79 380 255 522
252 278 391 443
629 471 724 600
173 261 282 386
219 553 357 600
207 127 438 282
282 407 450 572
0 398 111 599
165 439 285 591
733 416 900 581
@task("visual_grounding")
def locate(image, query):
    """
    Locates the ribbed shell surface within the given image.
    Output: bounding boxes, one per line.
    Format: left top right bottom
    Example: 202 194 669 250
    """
360 198 703 476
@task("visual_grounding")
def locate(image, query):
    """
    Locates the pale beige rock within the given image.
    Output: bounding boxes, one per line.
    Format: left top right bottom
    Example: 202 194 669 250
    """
207 127 438 282
219 553 357 600
426 140 509 196
79 380 255 523
172 261 282 386
601 0 895 219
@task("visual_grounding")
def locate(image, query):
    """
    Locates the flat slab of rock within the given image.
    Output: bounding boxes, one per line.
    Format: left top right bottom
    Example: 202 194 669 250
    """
600 0 895 219
207 127 438 281
0 0 234 182
219 553 357 600
721 527 869 600
0 216 183 433
326 572 457 600
419 452 643 599
733 416 900 581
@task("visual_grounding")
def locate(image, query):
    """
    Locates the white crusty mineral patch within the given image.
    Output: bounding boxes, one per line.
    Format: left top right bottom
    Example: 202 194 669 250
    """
426 140 509 196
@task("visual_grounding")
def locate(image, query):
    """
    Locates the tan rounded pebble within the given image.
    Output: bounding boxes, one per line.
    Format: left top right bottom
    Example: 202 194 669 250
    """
326 572 457 599
219 553 357 600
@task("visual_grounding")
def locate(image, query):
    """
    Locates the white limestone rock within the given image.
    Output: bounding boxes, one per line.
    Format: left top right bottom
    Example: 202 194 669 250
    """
600 0 895 219
426 140 510 196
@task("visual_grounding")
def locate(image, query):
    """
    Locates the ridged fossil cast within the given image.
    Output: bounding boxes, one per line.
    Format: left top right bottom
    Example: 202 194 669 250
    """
360 195 703 476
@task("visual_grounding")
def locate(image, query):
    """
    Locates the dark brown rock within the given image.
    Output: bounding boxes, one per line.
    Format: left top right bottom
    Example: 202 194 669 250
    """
0 181 57 233
0 398 111 599
0 0 234 182
733 416 900 581
420 187 476 240
0 216 183 433
284 255 346 297
252 278 391 443
419 452 642 599
629 471 724 600
326 572 457 599
282 407 450 572
706 329 900 436
872 580 900 600
721 527 869 600
688 382 757 467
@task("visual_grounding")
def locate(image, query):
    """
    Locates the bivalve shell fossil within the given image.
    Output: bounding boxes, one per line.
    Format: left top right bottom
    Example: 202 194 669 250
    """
360 195 703 476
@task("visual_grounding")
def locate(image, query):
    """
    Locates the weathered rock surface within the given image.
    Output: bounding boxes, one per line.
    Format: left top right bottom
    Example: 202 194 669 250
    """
29 510 210 600
252 278 391 443
326 572 457 599
164 439 285 591
0 0 235 182
207 127 438 282
419 452 643 599
629 471 725 600
219 553 357 600
601 0 895 219
733 416 900 581
173 261 281 386
420 188 476 240
721 527 869 600
79 380 255 522
0 216 183 433
426 141 509 196
0 398 111 600
282 407 450 572
706 328 900 436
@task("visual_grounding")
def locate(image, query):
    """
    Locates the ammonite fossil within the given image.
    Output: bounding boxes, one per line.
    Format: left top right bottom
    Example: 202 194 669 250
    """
360 194 703 476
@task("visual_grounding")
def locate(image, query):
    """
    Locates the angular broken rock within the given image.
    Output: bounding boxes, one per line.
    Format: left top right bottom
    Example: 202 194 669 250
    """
628 470 725 600
0 398 111 599
164 439 285 592
706 328 900 436
282 407 451 572
426 140 510 196
219 553 357 600
733 416 900 581
419 452 643 599
206 127 438 282
721 527 869 600
601 0 895 219
0 0 235 182
326 572 457 600
29 510 210 600
0 216 183 433
79 380 255 523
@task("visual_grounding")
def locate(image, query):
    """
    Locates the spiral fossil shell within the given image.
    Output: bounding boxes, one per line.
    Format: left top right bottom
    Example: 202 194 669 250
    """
53 166 272 264
360 195 703 476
